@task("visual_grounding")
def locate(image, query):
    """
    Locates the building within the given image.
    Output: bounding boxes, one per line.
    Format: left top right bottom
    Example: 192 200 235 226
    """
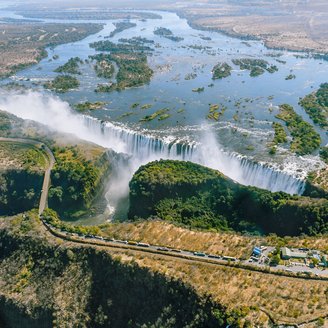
280 247 307 260
252 247 262 257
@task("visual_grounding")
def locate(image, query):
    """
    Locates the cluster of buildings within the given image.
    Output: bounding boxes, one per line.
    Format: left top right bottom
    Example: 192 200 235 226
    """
280 247 327 267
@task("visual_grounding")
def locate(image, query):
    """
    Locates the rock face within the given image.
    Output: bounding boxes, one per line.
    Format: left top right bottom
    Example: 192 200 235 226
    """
0 170 43 215
128 160 328 236
0 220 228 328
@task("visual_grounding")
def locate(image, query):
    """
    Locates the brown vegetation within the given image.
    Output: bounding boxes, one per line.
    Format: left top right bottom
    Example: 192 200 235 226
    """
0 23 102 77
101 220 328 258
2 213 327 326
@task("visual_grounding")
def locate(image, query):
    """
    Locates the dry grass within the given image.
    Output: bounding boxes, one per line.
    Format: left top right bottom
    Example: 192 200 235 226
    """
113 249 328 326
0 23 101 77
1 214 328 326
101 220 328 258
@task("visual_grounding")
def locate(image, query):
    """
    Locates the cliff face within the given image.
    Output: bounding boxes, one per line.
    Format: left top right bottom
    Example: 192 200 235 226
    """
0 217 228 328
129 160 328 236
0 170 43 215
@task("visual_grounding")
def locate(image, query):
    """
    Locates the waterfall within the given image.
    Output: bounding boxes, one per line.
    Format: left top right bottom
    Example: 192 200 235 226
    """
82 115 305 195
0 89 305 197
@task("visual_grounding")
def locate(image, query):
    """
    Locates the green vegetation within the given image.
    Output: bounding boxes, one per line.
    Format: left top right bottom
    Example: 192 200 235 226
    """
272 122 287 145
54 57 83 74
0 170 43 215
0 142 47 172
141 104 152 110
131 102 140 109
74 101 106 112
276 104 321 155
320 146 328 163
129 160 328 236
140 108 170 122
48 146 109 217
89 40 153 54
118 37 155 45
89 54 115 79
109 53 153 91
212 62 232 79
153 27 184 42
299 83 328 128
44 75 80 93
232 58 278 77
89 40 154 91
185 72 197 80
108 21 137 38
285 74 296 80
207 104 226 121
192 87 204 93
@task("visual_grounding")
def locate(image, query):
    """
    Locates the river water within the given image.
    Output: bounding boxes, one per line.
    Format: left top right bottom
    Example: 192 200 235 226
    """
0 9 327 221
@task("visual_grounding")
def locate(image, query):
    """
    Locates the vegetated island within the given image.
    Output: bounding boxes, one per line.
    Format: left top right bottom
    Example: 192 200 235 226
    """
139 108 170 122
90 40 154 91
154 27 184 42
0 23 103 78
129 160 328 236
89 54 115 79
276 104 321 155
108 21 137 38
207 104 226 121
232 58 278 77
74 101 106 112
299 82 328 129
285 74 296 80
212 62 232 79
54 57 83 75
44 75 80 93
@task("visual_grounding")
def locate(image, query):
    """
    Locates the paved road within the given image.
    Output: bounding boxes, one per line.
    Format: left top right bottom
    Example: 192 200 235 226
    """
41 218 328 281
0 137 55 215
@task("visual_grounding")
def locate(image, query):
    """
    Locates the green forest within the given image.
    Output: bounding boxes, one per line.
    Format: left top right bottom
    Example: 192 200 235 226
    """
129 160 328 236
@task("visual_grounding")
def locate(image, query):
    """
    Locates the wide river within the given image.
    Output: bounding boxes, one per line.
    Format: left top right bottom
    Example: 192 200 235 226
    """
0 9 327 221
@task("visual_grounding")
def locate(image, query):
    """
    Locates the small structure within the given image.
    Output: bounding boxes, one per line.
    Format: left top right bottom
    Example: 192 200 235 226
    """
281 247 307 260
252 247 262 257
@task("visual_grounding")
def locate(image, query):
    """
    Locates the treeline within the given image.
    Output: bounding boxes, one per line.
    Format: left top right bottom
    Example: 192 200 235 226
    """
129 160 328 236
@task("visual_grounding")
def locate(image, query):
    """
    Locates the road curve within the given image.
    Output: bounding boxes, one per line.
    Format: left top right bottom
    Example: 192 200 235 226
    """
0 137 55 215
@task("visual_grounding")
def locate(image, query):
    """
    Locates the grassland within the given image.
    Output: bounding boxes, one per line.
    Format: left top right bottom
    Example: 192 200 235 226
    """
0 23 102 78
